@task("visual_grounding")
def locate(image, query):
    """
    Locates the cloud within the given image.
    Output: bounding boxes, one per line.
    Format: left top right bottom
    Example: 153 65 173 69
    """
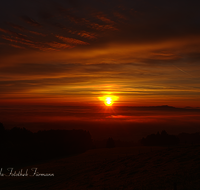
77 31 96 39
56 35 89 45
0 28 28 40
46 42 74 49
90 23 118 31
20 16 41 27
1 35 53 51
10 44 25 49
6 22 46 37
95 13 115 24
113 12 128 20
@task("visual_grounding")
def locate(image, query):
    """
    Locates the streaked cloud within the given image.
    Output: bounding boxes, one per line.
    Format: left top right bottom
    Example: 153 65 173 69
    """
56 35 89 45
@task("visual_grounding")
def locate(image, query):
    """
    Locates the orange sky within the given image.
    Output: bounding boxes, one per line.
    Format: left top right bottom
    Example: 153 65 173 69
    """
1 0 200 107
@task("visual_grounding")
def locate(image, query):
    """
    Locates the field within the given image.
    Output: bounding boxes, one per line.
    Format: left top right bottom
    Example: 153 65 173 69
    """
0 145 200 190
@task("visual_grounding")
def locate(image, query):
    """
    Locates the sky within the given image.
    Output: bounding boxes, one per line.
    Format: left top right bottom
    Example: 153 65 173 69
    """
1 0 200 108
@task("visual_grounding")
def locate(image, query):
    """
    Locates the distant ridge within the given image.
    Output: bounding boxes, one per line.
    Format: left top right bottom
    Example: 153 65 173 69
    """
119 105 176 110
119 105 200 111
151 105 176 109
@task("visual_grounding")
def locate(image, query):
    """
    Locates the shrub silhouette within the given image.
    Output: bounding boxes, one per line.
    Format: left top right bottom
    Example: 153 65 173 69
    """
141 130 179 146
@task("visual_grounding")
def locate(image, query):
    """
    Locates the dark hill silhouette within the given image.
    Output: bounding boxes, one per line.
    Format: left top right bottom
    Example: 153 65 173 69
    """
35 129 93 156
0 123 93 167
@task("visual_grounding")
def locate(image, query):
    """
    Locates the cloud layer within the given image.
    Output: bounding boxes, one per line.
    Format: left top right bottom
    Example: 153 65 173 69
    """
1 0 200 106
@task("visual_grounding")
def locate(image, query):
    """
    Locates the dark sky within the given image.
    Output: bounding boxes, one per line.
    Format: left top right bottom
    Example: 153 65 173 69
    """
1 0 200 107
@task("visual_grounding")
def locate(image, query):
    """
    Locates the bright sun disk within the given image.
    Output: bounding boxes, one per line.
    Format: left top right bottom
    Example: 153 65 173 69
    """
105 97 112 106
98 95 119 106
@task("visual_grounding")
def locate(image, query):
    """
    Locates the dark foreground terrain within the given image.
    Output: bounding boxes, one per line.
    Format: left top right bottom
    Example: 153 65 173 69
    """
0 145 200 190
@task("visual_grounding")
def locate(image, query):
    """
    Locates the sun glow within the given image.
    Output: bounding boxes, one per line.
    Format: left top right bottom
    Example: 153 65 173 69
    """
98 95 119 106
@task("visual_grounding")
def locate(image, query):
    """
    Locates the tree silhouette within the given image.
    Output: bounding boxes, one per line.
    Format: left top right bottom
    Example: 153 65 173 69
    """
0 122 94 167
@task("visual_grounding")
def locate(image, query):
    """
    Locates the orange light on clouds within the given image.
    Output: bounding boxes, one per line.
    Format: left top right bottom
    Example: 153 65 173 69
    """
98 95 119 106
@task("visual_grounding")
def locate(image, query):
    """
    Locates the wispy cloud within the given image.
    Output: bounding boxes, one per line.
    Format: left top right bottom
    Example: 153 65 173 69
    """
56 35 89 45
46 42 74 49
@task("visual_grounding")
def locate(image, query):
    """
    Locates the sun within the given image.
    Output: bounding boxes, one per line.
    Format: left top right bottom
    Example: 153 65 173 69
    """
98 95 119 106
105 97 113 106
